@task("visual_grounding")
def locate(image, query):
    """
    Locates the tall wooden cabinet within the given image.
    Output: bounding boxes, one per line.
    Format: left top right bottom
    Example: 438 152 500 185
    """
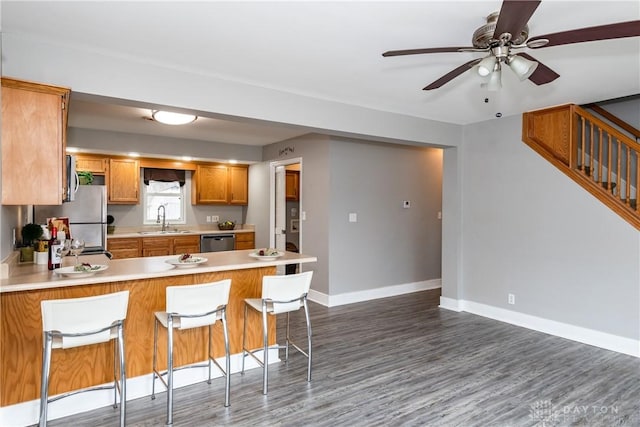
192 164 248 205
1 78 70 205
108 158 140 204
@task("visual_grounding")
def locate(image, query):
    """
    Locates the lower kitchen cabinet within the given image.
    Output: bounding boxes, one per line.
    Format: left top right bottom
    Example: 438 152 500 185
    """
172 235 200 254
142 237 170 257
235 232 255 250
108 233 249 259
107 237 142 259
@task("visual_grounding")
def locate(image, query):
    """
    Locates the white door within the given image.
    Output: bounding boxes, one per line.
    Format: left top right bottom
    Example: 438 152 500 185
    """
274 165 287 252
270 159 302 275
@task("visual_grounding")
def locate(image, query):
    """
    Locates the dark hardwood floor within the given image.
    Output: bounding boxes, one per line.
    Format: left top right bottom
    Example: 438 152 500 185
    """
47 289 639 426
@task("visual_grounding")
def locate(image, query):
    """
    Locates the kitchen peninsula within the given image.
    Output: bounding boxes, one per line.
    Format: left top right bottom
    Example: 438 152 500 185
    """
0 250 316 421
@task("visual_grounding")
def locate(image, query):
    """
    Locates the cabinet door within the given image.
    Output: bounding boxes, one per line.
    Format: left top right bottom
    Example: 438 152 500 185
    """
229 166 249 205
142 237 170 257
172 235 200 255
109 158 139 204
107 237 141 259
1 78 70 205
285 171 299 201
193 165 228 204
76 155 108 174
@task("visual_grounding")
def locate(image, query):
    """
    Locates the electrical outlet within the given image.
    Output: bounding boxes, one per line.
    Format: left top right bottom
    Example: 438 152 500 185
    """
212 215 219 222
508 293 515 305
206 216 211 223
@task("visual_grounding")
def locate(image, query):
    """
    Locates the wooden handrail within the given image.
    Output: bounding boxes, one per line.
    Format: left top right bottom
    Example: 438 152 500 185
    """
584 103 640 140
522 104 639 230
574 105 640 150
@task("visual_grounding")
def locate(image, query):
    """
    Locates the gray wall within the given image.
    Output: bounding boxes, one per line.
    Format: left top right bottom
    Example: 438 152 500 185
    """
263 134 332 294
328 138 442 294
459 114 640 340
262 134 442 297
245 162 270 248
69 127 263 164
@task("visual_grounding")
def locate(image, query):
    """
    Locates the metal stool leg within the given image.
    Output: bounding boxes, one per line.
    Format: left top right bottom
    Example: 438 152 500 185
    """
222 309 231 407
303 298 312 382
39 332 53 427
241 303 248 374
117 324 127 427
166 315 174 426
285 312 291 362
262 306 269 395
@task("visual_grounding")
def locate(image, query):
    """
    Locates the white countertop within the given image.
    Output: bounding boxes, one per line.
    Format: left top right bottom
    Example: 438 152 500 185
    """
0 250 317 293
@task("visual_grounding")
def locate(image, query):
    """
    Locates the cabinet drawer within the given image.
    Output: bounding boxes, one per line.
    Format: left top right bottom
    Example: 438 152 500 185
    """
172 235 200 255
107 237 141 259
234 232 254 250
235 233 254 243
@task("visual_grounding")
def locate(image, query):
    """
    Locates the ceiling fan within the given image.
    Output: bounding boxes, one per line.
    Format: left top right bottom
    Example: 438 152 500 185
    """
382 0 640 91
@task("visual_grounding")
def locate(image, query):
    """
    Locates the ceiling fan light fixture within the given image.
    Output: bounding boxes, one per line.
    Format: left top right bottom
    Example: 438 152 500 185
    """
508 55 538 81
151 110 197 125
486 64 502 92
477 55 497 77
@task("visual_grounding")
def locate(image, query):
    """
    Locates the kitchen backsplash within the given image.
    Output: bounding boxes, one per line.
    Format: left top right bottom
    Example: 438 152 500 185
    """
107 204 246 228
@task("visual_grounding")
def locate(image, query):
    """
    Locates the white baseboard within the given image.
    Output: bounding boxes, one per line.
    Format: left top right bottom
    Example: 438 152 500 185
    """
309 279 441 307
438 296 462 312
0 349 278 427
439 297 640 358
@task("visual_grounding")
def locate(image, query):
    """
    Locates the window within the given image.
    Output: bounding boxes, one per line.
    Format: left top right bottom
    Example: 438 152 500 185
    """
143 180 186 225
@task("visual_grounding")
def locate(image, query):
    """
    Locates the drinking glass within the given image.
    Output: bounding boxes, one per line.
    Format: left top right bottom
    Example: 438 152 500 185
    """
69 239 85 266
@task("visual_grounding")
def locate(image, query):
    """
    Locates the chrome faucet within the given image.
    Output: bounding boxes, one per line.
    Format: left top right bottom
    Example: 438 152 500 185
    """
157 205 166 232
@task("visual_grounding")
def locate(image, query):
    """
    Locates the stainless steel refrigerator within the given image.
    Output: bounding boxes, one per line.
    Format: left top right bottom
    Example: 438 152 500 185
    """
34 185 108 254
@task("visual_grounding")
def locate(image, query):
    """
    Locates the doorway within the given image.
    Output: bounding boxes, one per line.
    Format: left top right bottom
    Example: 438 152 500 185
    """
269 158 302 275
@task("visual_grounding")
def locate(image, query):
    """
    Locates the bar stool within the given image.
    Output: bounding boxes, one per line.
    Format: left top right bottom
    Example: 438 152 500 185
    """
39 290 130 427
151 279 231 425
241 271 313 394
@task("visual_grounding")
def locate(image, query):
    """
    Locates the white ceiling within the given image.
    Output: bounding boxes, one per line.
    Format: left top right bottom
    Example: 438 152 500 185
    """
2 1 639 146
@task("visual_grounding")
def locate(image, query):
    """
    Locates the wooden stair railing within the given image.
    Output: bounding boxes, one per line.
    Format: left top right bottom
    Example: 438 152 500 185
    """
522 104 640 230
584 103 640 141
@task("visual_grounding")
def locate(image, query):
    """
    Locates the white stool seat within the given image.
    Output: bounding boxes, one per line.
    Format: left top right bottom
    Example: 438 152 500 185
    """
151 279 231 426
241 271 313 394
39 290 129 427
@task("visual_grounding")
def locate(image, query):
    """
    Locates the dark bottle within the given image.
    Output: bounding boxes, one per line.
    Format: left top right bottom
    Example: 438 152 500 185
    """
48 227 63 270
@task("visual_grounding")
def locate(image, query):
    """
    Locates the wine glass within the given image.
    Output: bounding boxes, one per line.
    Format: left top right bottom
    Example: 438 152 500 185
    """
59 239 71 260
69 239 85 266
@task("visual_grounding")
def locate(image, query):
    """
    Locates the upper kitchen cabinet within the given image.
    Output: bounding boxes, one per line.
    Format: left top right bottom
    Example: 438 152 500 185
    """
75 154 108 174
108 158 140 204
1 77 70 205
286 170 300 201
228 165 249 204
192 164 248 205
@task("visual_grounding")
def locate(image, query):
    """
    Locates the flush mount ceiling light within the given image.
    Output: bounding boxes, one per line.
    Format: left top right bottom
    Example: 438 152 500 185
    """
151 110 197 125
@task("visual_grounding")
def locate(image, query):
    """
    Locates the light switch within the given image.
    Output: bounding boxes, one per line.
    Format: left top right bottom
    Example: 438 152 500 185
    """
403 200 410 208
349 213 357 222
301 211 306 220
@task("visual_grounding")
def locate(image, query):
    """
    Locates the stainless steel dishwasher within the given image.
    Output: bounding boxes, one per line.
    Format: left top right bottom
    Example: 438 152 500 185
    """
200 234 236 252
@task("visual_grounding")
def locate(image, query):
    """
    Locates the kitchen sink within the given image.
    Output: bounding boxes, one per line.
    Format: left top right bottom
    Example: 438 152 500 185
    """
138 230 193 235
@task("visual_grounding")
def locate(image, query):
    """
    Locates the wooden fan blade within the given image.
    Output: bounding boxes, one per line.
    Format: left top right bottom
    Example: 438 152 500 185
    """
493 0 541 40
382 47 475 57
517 53 560 85
423 58 481 90
528 20 640 48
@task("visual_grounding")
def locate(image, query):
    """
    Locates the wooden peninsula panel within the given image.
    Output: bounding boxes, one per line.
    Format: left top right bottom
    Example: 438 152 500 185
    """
0 266 275 406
